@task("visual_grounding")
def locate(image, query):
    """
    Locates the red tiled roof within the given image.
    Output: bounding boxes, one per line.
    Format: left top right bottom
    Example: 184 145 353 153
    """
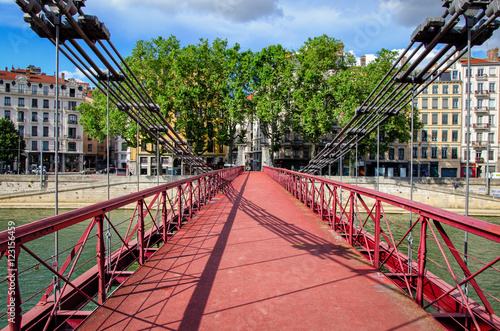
0 68 88 86
459 58 500 64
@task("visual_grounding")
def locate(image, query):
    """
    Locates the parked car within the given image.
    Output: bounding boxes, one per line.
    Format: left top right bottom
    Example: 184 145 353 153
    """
33 167 46 175
99 167 116 174
81 168 96 174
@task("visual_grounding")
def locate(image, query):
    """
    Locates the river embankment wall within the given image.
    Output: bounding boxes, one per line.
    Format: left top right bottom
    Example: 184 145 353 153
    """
0 174 499 215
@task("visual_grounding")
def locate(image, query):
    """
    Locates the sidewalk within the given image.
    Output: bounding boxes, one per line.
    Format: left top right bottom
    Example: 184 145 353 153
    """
79 172 443 330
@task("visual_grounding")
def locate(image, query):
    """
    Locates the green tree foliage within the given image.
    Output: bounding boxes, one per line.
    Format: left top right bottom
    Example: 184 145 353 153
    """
291 35 356 157
251 44 294 164
329 48 421 157
0 118 25 169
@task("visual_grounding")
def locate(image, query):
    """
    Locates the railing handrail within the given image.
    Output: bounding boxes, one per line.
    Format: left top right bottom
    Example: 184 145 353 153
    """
0 167 243 251
263 166 500 243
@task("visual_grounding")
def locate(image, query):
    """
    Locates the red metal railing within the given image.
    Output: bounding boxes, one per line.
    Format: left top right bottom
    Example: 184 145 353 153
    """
0 167 243 331
264 166 500 330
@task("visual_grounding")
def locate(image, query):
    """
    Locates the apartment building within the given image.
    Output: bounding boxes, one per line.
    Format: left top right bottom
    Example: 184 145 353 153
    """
0 66 89 173
458 48 499 178
414 71 462 177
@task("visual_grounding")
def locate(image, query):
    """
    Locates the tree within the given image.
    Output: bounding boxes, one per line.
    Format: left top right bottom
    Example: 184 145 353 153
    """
329 49 421 159
291 35 356 158
252 44 294 165
0 118 25 171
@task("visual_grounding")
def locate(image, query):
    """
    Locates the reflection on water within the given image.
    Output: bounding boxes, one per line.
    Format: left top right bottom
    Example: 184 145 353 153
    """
0 209 498 328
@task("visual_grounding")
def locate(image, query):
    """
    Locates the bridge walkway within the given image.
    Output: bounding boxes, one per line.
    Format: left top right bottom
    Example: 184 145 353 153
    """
79 172 443 330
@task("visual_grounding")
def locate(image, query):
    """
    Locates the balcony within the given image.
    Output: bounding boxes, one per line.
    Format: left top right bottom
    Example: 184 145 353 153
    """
475 74 488 80
473 106 489 114
472 123 490 130
471 141 487 148
475 157 485 163
474 90 490 97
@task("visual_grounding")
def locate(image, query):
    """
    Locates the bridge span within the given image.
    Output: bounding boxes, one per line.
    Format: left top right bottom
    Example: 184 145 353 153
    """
78 171 441 330
1 167 499 330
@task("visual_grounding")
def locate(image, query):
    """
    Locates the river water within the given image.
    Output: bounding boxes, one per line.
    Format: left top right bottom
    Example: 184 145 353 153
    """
0 208 499 328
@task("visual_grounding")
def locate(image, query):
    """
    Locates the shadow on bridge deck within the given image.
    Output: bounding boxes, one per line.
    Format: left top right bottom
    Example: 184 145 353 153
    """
78 172 443 330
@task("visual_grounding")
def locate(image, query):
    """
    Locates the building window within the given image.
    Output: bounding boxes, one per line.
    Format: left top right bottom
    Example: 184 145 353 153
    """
452 147 458 159
422 113 428 124
442 98 448 109
452 98 459 109
421 130 428 142
489 132 495 143
431 147 438 159
294 149 300 158
489 150 494 161
68 127 77 139
70 88 76 98
42 112 49 123
388 148 395 160
121 142 127 151
422 87 429 94
4 97 11 106
18 125 24 137
43 99 49 109
18 84 25 94
490 82 496 93
43 141 49 151
452 85 459 94
432 85 439 94
68 101 77 110
32 141 38 151
452 130 459 142
442 130 448 142
18 98 25 107
5 83 11 93
17 111 24 122
303 148 309 158
32 85 37 95
442 147 448 159
30 98 38 108
398 148 405 160
442 85 449 94
31 126 38 137
432 130 438 142
43 86 49 95
43 126 49 137
88 144 93 152
68 142 76 151
442 113 449 125
4 110 11 120
53 100 60 110
452 71 458 80
489 98 496 109
31 112 38 122
413 146 418 158
421 146 428 158
68 114 77 124
421 98 428 109
452 113 459 125
432 114 438 125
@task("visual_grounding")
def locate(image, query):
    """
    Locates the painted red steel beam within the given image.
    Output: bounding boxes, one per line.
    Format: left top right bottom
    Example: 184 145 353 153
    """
0 167 242 252
263 167 500 243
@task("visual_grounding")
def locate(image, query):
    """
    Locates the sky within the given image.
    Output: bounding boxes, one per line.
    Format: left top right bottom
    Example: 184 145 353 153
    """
0 0 498 82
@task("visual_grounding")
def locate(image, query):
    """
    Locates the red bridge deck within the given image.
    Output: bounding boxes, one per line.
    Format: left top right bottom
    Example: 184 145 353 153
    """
79 172 443 330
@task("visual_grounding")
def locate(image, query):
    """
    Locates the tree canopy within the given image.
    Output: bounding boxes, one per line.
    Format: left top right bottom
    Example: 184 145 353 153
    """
0 118 25 169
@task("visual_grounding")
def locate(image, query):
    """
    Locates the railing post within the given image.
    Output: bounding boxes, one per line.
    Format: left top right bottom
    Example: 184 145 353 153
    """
374 200 381 269
96 214 106 305
320 183 324 221
162 191 167 243
7 246 22 331
416 217 428 307
177 185 183 229
189 182 193 219
332 187 337 229
197 178 202 210
138 199 145 265
310 179 315 212
348 192 355 246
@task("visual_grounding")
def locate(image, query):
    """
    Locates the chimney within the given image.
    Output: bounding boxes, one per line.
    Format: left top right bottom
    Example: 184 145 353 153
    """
487 47 499 61
61 72 65 81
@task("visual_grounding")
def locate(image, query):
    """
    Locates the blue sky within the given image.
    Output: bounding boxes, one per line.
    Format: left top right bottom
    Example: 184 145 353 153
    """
0 0 496 82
